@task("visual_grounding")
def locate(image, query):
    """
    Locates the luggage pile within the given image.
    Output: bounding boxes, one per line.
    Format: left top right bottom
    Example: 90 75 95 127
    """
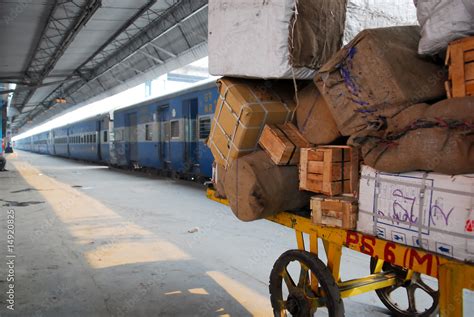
207 0 474 262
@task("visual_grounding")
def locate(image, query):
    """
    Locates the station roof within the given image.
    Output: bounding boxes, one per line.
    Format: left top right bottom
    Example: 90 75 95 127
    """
0 0 208 133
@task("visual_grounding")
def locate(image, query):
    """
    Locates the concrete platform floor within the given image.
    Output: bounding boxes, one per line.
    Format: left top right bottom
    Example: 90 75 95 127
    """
0 151 454 316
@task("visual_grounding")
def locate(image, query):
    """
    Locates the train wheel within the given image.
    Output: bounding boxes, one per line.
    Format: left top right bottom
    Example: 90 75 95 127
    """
370 258 439 317
269 250 344 317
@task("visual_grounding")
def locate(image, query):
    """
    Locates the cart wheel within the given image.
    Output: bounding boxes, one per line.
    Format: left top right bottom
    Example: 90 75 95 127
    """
269 250 344 317
370 258 439 317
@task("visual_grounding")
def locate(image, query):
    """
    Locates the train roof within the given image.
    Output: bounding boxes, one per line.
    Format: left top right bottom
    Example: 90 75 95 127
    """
114 78 218 113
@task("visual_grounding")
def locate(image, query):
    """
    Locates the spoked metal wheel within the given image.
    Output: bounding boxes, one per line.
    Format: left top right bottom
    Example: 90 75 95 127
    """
370 258 439 317
269 250 344 317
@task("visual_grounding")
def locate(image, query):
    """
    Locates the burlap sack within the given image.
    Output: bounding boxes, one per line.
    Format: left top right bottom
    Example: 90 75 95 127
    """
350 97 474 174
224 151 311 221
315 26 446 136
296 83 341 145
214 163 227 199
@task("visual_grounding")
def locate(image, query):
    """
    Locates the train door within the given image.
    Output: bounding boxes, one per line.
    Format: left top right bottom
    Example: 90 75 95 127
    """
157 106 170 170
49 131 55 155
127 113 138 163
97 120 102 161
66 128 70 157
183 98 198 173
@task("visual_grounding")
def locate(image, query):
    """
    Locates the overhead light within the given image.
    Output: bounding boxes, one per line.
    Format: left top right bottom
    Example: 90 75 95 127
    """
54 98 67 104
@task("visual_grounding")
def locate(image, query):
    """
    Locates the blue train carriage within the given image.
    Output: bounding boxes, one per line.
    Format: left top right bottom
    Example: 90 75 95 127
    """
32 131 50 154
14 136 29 151
52 125 69 157
67 115 103 162
195 82 218 180
113 99 159 169
112 80 217 180
167 81 218 180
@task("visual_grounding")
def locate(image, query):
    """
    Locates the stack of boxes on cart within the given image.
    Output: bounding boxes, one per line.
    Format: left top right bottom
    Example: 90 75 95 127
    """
207 0 474 262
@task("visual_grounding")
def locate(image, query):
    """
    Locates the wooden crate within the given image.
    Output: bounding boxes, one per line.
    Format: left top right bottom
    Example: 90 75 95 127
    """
311 195 358 230
299 146 359 196
446 36 474 98
258 123 311 165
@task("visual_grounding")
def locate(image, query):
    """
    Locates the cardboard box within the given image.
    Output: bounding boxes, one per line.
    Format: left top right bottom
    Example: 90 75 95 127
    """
299 146 359 196
311 195 357 230
357 165 474 262
259 123 310 166
315 26 446 136
208 0 416 79
208 78 295 168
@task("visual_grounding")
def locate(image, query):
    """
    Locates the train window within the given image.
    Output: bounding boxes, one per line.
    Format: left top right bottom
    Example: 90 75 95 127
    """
170 120 180 138
103 131 108 143
81 136 84 144
93 134 96 143
145 124 152 141
199 117 211 139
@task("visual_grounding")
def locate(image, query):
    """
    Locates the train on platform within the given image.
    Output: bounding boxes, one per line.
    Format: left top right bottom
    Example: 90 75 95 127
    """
15 81 218 181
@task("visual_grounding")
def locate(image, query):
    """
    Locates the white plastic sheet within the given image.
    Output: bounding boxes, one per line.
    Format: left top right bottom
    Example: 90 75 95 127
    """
416 0 474 55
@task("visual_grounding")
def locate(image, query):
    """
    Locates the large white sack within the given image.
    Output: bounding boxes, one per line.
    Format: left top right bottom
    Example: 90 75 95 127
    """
208 0 417 79
344 0 418 44
416 0 474 55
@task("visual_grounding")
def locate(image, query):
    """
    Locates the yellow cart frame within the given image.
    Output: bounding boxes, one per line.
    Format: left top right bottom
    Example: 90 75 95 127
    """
207 188 474 316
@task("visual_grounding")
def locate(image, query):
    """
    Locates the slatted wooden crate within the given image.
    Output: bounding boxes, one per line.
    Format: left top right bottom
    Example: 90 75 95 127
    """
311 195 358 230
258 123 311 165
299 146 359 196
446 36 474 98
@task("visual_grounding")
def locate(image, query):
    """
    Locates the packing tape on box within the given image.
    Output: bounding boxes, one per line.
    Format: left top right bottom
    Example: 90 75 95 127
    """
211 82 293 168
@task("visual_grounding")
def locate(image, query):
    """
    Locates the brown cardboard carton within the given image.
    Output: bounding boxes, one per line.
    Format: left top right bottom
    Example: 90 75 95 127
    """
209 78 296 168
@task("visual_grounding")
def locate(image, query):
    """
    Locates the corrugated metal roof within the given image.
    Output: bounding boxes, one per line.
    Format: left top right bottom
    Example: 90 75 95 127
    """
0 0 208 133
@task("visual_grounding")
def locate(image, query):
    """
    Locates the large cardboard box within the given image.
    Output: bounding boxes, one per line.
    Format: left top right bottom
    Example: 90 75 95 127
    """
357 165 474 262
315 26 446 136
208 78 295 168
208 0 416 79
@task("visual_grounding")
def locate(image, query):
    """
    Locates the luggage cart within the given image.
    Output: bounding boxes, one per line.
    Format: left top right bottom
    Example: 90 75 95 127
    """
207 188 474 317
